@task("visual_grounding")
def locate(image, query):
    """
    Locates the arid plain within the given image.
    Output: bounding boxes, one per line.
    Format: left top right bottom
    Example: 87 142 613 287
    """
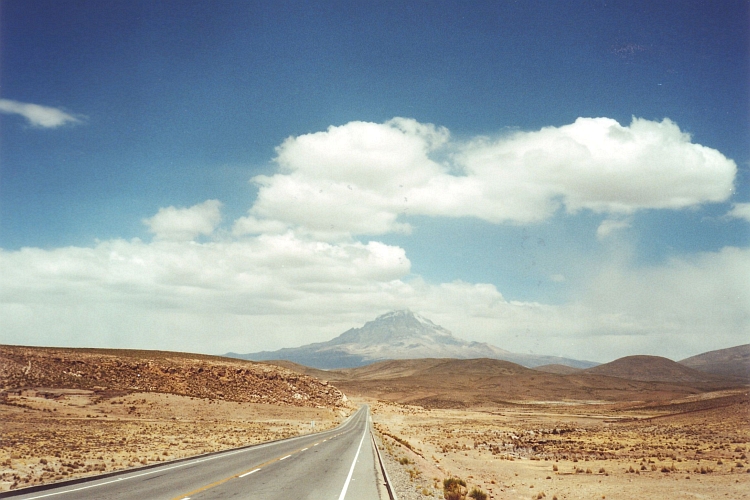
2 345 749 499
295 355 750 499
366 393 749 500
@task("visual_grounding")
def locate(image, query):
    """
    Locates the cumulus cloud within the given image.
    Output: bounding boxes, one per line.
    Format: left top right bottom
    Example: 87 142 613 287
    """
0 116 745 361
0 98 81 128
143 200 223 241
726 202 750 222
0 232 413 353
244 117 736 239
232 215 289 236
596 218 632 239
1 212 747 360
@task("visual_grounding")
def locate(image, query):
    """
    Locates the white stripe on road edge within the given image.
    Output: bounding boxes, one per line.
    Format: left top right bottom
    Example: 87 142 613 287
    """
239 468 261 478
337 412 368 500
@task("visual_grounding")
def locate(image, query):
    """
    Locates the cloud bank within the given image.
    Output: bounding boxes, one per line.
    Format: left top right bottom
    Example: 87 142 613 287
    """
1 117 746 361
1 227 747 360
0 98 81 128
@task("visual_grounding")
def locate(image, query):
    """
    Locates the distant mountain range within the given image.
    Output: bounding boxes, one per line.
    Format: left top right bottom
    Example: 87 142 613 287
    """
226 310 597 369
273 354 744 408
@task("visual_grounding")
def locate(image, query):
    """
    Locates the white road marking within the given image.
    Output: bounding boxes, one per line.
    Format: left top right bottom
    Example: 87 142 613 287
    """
279 454 291 461
239 468 261 478
337 413 368 500
301 448 308 451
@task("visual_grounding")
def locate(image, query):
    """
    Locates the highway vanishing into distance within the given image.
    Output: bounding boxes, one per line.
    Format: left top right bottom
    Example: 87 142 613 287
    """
2 406 387 500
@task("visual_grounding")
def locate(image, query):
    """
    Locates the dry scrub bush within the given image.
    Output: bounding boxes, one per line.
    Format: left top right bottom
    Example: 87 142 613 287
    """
443 477 467 500
468 487 487 500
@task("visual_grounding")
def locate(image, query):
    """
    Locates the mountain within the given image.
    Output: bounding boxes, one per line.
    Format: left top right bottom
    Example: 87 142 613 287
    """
582 355 732 385
227 310 596 369
679 344 750 382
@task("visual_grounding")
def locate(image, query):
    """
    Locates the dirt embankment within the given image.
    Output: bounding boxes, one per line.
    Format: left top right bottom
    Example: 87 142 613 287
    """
0 345 347 408
0 345 353 492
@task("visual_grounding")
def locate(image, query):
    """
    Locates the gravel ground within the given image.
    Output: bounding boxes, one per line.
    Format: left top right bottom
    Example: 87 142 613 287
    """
374 432 440 500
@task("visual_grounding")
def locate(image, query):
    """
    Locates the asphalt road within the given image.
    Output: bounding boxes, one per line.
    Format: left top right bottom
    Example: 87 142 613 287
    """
3 406 383 500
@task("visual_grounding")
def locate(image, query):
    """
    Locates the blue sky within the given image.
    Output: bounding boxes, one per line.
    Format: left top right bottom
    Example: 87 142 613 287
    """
1 0 748 362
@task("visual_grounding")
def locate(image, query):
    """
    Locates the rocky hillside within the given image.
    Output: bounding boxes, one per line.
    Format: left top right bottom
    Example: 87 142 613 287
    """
0 345 347 409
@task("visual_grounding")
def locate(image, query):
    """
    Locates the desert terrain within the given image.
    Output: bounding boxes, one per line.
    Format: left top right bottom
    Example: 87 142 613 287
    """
0 345 352 491
367 392 749 500
335 356 749 499
2 344 749 499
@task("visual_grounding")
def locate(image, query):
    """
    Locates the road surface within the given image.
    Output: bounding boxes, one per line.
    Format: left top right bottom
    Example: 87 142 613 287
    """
2 406 385 500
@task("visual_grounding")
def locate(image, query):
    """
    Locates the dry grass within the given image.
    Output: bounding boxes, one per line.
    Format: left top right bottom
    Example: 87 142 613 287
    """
367 390 750 500
0 389 344 491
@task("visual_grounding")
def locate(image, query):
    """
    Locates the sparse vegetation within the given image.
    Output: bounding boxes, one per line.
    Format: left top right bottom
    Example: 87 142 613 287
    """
468 486 487 500
443 477 467 500
370 387 749 500
0 346 349 490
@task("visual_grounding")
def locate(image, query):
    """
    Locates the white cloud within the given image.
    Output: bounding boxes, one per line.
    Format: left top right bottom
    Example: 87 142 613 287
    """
0 232 412 353
579 246 750 359
245 117 736 239
0 116 745 362
143 200 223 241
726 202 750 222
232 215 289 236
596 218 632 239
0 98 81 128
1 208 747 361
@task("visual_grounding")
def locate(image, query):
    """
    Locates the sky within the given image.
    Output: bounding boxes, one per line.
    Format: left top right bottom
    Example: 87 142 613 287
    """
1 0 748 363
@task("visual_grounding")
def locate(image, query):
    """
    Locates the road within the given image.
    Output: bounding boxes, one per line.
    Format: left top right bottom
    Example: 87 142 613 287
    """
2 406 385 500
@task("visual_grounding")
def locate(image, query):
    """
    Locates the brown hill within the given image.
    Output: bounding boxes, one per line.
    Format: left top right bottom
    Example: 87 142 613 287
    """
257 359 337 381
330 357 744 409
582 355 733 385
418 358 532 377
533 364 582 375
0 345 347 409
679 344 750 381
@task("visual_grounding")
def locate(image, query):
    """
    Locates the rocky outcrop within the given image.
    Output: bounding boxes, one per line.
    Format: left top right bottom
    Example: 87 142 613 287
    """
0 345 347 409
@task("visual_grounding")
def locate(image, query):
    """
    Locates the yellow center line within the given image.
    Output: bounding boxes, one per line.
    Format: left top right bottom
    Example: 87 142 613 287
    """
170 441 322 500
